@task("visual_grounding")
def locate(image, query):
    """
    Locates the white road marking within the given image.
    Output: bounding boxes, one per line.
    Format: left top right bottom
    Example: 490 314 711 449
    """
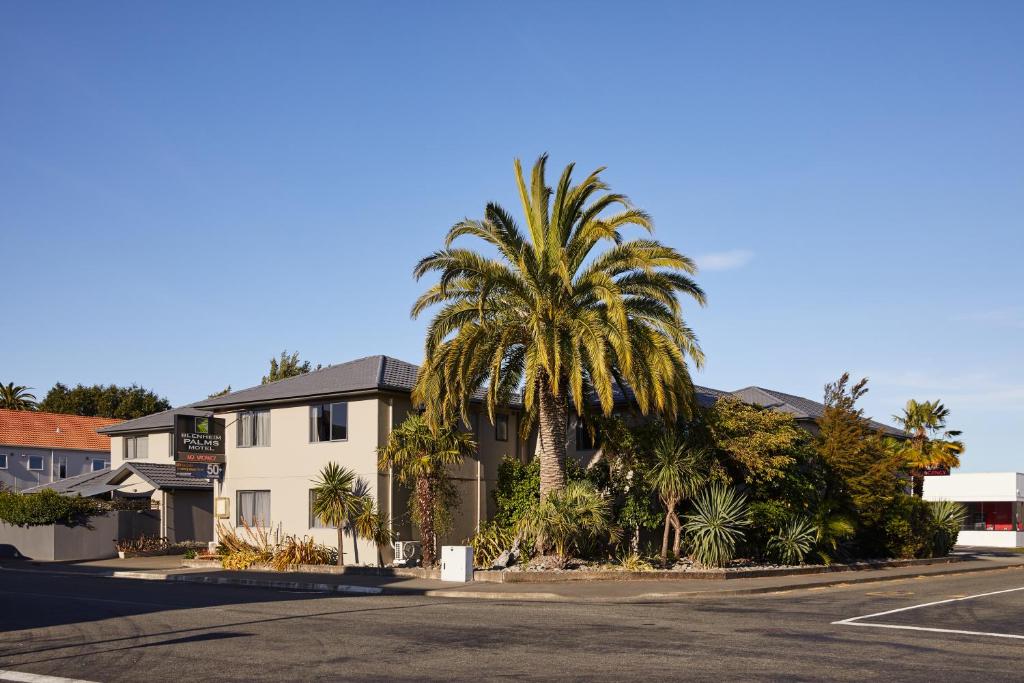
0 670 100 683
833 585 1024 640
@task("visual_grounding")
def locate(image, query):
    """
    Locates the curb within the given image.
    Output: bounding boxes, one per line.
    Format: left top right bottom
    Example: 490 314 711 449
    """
111 570 384 595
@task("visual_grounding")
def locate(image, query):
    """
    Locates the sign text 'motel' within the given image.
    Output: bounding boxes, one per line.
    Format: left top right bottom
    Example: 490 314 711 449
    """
174 414 226 466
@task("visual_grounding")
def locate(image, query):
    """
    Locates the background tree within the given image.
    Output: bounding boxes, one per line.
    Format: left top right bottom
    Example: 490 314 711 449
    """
311 462 365 567
39 383 170 419
412 154 705 499
0 383 37 410
377 413 476 567
705 398 810 486
262 350 320 384
648 431 707 565
893 399 965 497
816 373 905 557
208 386 232 398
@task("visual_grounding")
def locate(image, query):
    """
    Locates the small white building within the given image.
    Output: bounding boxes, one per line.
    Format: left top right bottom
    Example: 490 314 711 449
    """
924 472 1024 548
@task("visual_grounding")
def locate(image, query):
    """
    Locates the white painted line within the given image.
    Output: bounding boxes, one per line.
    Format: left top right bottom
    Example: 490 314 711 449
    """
0 669 100 683
833 585 1024 641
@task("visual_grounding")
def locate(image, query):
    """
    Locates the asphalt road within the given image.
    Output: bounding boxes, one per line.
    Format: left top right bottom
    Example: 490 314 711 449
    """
1 566 1023 682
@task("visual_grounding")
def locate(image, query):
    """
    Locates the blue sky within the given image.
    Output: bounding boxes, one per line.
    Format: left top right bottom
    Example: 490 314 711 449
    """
2 2 1021 471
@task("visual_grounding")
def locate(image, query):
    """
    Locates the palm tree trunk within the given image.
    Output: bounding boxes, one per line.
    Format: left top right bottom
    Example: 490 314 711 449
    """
671 512 683 559
660 509 672 566
336 526 345 567
416 475 436 567
537 374 568 498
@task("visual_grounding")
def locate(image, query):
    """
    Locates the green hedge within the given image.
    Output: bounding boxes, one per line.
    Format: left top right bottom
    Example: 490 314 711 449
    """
0 489 101 527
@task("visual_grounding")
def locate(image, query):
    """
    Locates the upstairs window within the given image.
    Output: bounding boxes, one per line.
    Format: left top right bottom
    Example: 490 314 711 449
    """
28 455 44 471
92 460 108 472
0 453 7 469
310 402 349 442
237 410 271 448
495 414 509 442
125 436 148 460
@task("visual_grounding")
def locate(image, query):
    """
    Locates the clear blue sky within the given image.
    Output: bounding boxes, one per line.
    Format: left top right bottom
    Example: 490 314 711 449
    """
2 2 1021 471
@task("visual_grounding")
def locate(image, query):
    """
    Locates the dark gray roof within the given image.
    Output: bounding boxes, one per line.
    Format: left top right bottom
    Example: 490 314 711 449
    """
608 382 730 410
730 386 903 436
193 355 421 410
22 461 212 494
97 403 212 436
110 462 213 490
21 467 117 495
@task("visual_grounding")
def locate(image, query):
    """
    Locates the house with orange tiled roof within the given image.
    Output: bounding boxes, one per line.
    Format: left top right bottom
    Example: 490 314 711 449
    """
0 409 122 491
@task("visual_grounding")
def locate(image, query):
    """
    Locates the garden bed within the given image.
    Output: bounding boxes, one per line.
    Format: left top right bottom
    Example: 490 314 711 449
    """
181 557 442 579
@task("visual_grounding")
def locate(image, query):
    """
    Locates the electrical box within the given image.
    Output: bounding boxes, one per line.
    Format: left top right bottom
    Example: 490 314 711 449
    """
441 545 474 582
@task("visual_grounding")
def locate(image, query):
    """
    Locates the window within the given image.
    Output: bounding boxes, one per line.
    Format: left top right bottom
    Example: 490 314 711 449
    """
92 460 108 472
237 410 271 447
576 419 601 451
308 489 332 528
57 456 67 479
28 455 44 471
310 402 348 442
125 436 149 460
495 414 509 442
237 490 271 527
0 453 7 469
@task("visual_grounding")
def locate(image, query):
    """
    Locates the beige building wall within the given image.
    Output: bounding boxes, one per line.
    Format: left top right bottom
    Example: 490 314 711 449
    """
214 398 384 565
109 432 173 468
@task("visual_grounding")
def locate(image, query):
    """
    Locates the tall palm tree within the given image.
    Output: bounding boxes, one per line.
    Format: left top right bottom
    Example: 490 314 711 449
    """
377 413 476 567
648 431 707 565
0 383 37 410
412 154 705 498
893 399 965 497
311 463 366 567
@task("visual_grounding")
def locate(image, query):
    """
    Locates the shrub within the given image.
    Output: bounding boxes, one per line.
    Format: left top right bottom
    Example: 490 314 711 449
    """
614 550 654 572
517 481 619 565
271 535 337 570
881 494 934 559
114 534 170 553
929 500 967 556
767 516 817 565
465 520 518 568
217 521 273 570
183 548 198 560
0 489 101 527
684 485 751 568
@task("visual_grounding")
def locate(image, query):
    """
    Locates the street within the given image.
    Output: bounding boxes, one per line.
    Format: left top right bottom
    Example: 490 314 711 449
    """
1 566 1023 681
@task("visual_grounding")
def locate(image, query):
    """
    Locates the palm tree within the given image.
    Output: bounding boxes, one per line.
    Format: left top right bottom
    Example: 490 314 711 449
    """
353 497 395 567
412 154 705 498
311 463 366 567
377 413 476 567
893 399 965 497
0 383 37 410
648 431 707 565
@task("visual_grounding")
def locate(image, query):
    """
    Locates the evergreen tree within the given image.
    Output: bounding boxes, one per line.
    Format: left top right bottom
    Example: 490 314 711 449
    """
39 383 170 419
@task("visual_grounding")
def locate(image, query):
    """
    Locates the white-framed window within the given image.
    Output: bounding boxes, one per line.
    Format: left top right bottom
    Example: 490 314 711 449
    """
28 455 45 471
237 410 271 448
125 436 149 460
0 453 8 469
237 490 271 527
495 414 509 442
92 460 108 472
309 402 348 442
308 489 332 528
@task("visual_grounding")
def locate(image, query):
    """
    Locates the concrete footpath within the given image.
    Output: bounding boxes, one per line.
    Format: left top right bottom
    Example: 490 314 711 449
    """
3 550 1024 603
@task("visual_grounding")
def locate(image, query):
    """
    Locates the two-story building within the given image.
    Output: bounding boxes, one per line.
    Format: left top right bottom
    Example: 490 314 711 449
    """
0 409 118 491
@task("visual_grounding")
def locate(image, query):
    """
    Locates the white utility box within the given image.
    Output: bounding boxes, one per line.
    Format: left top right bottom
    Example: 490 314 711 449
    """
440 545 474 582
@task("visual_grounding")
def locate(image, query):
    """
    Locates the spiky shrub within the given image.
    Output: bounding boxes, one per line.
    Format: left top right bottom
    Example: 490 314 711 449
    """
517 481 618 565
767 516 817 565
216 520 273 570
271 535 337 570
614 550 654 572
684 485 751 568
466 520 518 568
929 500 967 556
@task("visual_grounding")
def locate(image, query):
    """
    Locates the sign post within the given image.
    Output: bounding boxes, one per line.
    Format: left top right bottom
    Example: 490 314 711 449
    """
174 414 226 480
